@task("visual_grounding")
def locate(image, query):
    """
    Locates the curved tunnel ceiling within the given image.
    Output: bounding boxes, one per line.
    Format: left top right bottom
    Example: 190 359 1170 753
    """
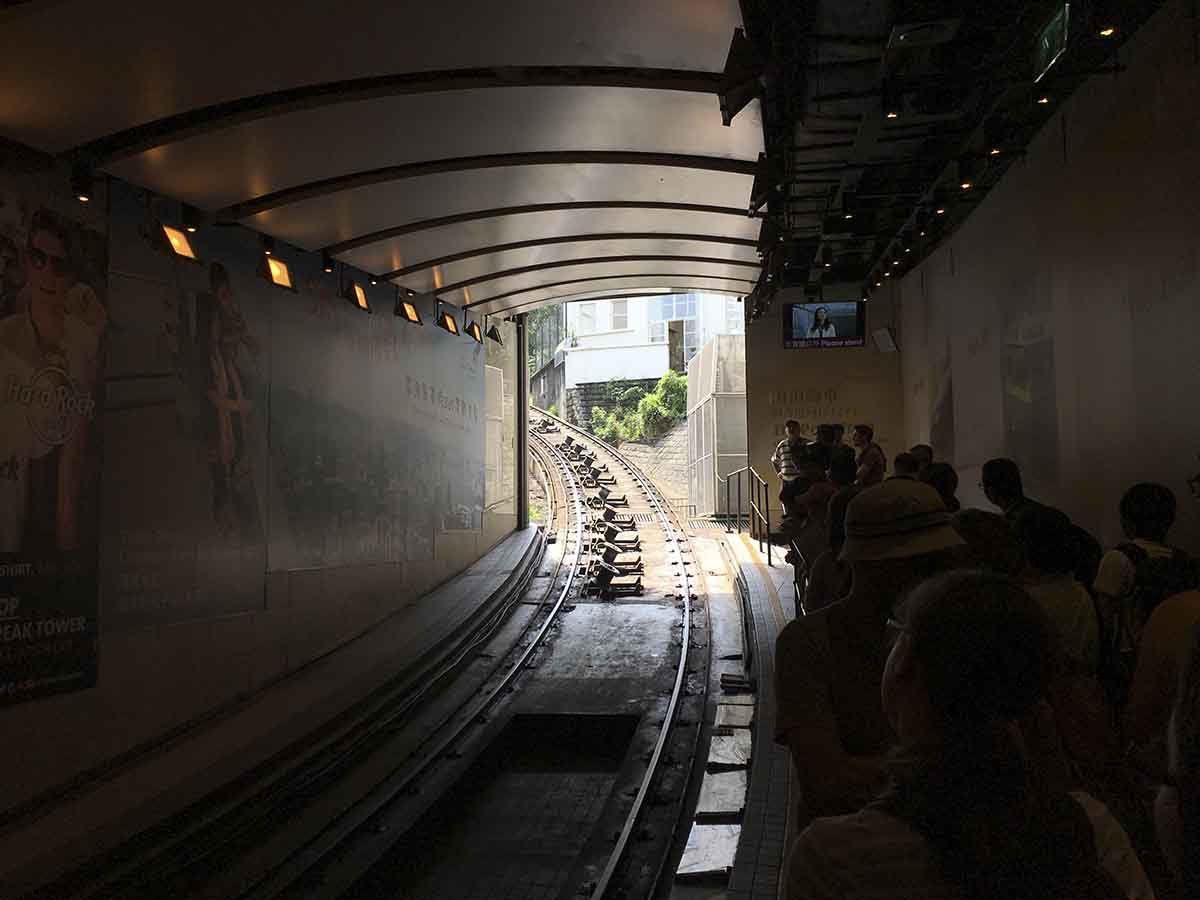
0 0 765 315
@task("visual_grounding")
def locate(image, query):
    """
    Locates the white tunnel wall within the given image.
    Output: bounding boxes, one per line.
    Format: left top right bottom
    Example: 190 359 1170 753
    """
896 0 1200 550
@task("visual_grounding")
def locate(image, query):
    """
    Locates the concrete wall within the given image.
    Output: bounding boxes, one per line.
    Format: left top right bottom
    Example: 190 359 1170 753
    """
564 377 661 426
745 285 903 498
897 0 1200 550
0 163 516 813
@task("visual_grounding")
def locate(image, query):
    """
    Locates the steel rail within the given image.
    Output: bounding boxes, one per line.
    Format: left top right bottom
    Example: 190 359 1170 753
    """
40 486 558 900
233 430 590 900
530 406 695 900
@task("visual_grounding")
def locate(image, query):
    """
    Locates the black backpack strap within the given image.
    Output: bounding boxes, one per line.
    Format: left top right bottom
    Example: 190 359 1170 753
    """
1114 542 1147 567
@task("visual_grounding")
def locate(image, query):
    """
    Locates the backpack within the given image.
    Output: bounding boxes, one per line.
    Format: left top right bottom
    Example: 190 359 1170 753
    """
1115 542 1199 626
1095 543 1199 709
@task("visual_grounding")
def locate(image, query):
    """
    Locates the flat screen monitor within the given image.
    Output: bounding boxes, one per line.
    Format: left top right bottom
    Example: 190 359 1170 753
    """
782 301 866 349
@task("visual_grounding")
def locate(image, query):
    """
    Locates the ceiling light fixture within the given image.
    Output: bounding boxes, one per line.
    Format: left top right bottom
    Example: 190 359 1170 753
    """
352 283 369 311
321 251 334 273
466 320 484 344
264 256 295 290
1037 95 1050 104
960 181 973 190
1099 25 1116 37
261 235 275 256
936 207 946 215
990 147 1002 156
394 288 422 324
161 224 199 261
486 323 505 346
341 276 370 312
435 301 459 336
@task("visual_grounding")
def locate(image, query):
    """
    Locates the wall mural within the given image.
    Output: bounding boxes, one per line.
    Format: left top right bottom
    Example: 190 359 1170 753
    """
102 182 486 634
0 166 493 707
0 163 107 706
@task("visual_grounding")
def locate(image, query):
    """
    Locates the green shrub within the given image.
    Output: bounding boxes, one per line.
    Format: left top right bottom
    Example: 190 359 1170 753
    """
655 370 688 418
547 403 559 417
637 393 671 437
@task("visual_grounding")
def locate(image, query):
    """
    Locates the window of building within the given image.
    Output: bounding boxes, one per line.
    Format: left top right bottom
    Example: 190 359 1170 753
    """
648 294 702 359
577 302 596 334
725 298 744 334
611 299 628 330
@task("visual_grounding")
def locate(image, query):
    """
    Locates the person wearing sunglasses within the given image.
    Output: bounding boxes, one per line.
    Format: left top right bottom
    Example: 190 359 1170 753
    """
0 208 102 554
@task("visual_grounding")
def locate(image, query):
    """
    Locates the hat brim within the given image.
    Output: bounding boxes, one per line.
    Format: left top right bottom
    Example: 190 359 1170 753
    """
839 522 964 563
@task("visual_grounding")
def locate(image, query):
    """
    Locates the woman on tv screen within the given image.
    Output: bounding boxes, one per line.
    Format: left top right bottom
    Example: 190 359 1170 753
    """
806 306 836 338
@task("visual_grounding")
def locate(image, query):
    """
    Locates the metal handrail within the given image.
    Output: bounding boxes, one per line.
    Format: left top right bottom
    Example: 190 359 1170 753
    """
718 465 772 565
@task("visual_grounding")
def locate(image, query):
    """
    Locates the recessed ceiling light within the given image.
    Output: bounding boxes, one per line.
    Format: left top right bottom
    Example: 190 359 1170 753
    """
892 259 900 266
1099 26 1116 37
936 207 946 215
886 111 899 119
960 181 973 190
1037 95 1050 104
844 213 854 220
990 147 1001 156
71 163 93 204
919 230 926 236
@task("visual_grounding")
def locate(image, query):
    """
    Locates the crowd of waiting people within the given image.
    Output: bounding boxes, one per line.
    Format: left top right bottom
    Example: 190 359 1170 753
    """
769 421 1199 899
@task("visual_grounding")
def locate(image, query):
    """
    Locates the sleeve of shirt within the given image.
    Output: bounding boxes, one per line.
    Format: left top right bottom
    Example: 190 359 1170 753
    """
773 618 833 744
1093 549 1134 600
785 827 845 900
1124 602 1178 748
1070 791 1157 900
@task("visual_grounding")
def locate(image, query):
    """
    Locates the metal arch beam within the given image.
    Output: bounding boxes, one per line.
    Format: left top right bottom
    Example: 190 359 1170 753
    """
216 151 761 222
459 272 758 309
77 66 726 166
430 254 761 295
483 289 744 318
381 232 759 279
324 201 756 255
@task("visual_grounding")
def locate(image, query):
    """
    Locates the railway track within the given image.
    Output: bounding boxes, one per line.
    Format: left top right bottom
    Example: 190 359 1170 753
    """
25 414 706 900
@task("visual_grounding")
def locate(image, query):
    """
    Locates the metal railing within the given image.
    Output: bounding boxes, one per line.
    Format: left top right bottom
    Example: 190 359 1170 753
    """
717 466 773 566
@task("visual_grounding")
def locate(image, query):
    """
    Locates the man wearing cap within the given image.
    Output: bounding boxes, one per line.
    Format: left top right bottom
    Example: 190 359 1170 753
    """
773 479 963 829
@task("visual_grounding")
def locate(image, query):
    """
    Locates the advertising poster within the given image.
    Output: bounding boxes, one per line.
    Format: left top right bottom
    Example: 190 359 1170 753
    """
0 167 106 705
100 188 269 629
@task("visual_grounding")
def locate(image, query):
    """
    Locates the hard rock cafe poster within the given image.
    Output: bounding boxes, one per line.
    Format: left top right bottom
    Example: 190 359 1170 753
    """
0 167 106 706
